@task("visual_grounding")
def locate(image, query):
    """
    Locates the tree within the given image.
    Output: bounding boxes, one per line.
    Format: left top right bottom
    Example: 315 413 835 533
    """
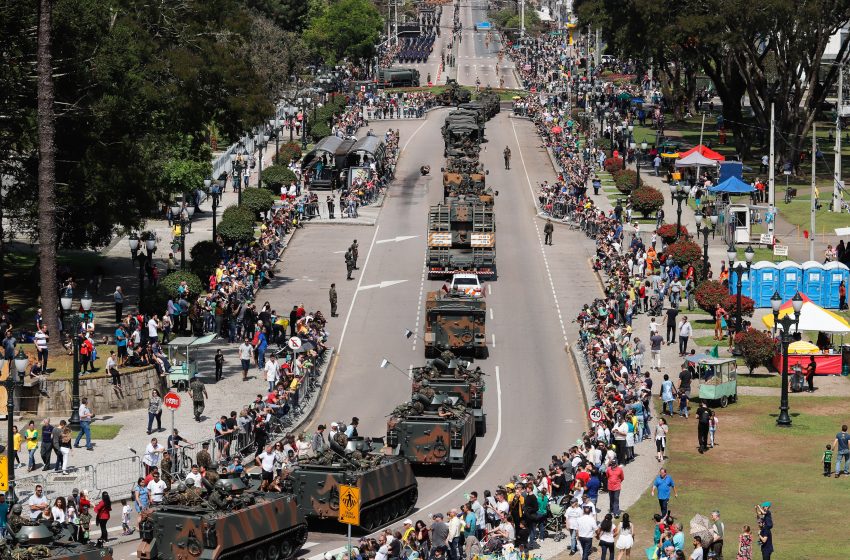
248 13 307 102
304 0 383 64
631 186 665 217
262 165 297 192
246 0 312 32
735 328 776 374
37 0 60 351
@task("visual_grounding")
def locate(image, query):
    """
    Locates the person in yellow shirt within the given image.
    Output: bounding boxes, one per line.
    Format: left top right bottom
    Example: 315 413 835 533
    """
402 519 415 545
12 425 23 468
24 420 39 472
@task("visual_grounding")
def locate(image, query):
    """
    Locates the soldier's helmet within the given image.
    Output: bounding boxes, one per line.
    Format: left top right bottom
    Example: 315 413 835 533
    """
215 480 230 493
11 504 22 514
185 478 195 487
176 482 187 492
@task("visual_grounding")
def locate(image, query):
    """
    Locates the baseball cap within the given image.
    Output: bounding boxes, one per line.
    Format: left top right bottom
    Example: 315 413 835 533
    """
403 519 412 525
505 482 515 489
761 501 771 508
331 422 339 428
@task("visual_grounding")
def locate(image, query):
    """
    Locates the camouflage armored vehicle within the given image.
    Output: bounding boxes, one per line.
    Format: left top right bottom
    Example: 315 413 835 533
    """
474 89 501 119
442 163 494 204
412 351 486 435
437 79 472 106
387 394 477 478
285 433 418 532
1 518 112 560
423 289 487 358
138 478 308 560
426 200 495 280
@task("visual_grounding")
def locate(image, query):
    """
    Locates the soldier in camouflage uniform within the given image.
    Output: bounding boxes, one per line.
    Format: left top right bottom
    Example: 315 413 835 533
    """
7 504 26 534
160 450 173 489
189 375 208 422
183 478 203 505
196 441 212 471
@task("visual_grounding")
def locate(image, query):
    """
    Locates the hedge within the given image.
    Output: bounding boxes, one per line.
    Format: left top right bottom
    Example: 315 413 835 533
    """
218 205 256 243
276 142 302 165
189 240 221 281
241 187 276 215
309 121 332 143
631 185 665 217
664 239 705 281
657 223 690 244
612 168 638 194
604 157 624 174
735 329 775 374
159 270 203 300
262 165 297 192
694 280 755 317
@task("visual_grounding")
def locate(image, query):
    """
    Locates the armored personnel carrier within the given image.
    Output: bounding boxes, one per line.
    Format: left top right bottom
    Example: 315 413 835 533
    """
1 519 112 560
412 351 486 435
474 89 501 119
138 478 308 560
442 170 494 204
386 394 477 478
437 79 472 106
423 289 487 357
286 434 418 532
426 200 495 280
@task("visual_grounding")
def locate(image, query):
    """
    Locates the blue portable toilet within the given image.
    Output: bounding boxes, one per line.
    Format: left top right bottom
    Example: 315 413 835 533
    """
777 260 802 301
802 261 826 306
729 260 753 298
750 261 778 308
823 261 850 308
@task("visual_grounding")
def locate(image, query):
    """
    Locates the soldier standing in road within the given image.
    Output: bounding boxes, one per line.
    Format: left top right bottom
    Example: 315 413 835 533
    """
345 250 355 281
504 146 511 170
327 196 335 219
544 219 554 246
189 375 208 422
350 240 360 269
329 284 338 317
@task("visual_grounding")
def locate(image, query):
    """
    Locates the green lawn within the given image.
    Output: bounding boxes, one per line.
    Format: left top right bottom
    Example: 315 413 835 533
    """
76 423 123 440
736 373 782 388
628 396 850 559
17 343 149 380
775 197 849 235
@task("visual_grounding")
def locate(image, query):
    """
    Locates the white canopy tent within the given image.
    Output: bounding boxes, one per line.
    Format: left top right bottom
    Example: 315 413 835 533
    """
674 151 720 168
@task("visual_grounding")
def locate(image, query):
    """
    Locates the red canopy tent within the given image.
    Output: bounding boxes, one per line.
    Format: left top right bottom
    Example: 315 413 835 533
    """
678 144 725 161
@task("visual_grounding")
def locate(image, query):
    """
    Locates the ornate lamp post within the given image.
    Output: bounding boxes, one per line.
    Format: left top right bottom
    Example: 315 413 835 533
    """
128 233 156 308
298 96 310 152
669 183 689 241
61 288 92 429
634 141 648 190
727 244 755 332
231 141 246 205
4 349 29 505
253 128 267 190
269 116 282 165
771 291 803 427
696 215 719 280
171 203 193 269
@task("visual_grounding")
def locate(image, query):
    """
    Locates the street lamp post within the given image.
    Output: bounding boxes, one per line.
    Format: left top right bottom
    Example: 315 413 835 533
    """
128 233 157 309
5 350 30 505
205 178 218 242
727 244 755 332
669 183 689 241
696 215 719 280
61 288 92 429
635 141 648 189
771 291 803 427
171 203 193 269
254 129 267 190
298 97 309 152
269 117 281 165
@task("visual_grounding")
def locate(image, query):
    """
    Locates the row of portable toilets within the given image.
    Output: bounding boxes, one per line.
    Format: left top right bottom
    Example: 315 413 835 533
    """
729 261 850 308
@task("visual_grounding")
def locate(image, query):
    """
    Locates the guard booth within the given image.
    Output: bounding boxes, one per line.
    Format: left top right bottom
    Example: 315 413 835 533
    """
729 261 753 298
750 261 778 308
802 261 826 306
823 261 850 308
728 204 751 244
777 260 802 301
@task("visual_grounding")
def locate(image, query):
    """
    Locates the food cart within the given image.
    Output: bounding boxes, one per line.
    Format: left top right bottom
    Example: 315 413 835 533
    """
694 357 738 407
166 334 217 390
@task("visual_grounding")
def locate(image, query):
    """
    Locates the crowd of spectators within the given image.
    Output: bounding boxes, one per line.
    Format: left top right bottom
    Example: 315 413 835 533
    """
363 92 438 120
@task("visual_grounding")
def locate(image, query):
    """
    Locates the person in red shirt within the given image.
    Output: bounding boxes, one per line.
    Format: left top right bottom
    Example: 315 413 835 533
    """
605 460 625 518
574 463 591 488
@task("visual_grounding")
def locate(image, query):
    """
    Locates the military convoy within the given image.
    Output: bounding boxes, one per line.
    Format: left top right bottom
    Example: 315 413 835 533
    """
423 289 488 358
138 477 308 560
412 352 487 436
437 79 472 106
386 393 477 478
377 67 421 88
286 434 418 532
426 200 496 279
0 515 112 560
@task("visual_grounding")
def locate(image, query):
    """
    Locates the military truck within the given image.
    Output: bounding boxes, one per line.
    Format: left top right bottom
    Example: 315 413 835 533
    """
412 351 486 435
138 479 308 560
474 89 501 119
386 394 477 478
1 519 112 560
285 434 418 532
423 290 487 358
437 79 472 106
377 67 421 87
426 200 496 280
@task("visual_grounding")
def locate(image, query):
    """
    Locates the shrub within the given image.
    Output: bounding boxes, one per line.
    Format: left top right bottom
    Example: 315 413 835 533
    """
664 239 704 279
276 142 302 165
657 223 690 244
262 165 297 192
694 280 755 317
631 185 665 217
612 168 638 194
724 294 755 318
604 157 624 174
189 240 221 281
735 328 776 374
309 121 332 142
159 270 203 300
218 205 256 244
241 187 276 216
222 205 254 224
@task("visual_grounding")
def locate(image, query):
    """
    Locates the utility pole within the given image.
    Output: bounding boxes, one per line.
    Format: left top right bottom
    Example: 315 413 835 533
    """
811 122 817 262
595 28 601 67
520 0 525 38
768 101 776 233
834 63 844 213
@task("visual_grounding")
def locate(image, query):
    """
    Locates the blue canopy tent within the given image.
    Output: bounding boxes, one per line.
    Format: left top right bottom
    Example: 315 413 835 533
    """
708 176 755 194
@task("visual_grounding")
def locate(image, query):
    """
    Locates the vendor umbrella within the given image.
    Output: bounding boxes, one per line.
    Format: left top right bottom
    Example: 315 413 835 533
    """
689 514 713 544
762 293 850 333
788 340 820 354
551 125 563 134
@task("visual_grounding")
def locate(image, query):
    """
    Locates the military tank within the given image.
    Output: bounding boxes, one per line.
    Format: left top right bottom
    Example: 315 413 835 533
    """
412 351 486 436
437 79 472 106
474 89 501 119
285 434 418 532
138 477 308 560
0 516 112 560
386 393 477 478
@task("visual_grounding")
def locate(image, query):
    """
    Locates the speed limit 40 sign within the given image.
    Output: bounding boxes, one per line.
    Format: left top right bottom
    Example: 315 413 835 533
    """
588 407 603 423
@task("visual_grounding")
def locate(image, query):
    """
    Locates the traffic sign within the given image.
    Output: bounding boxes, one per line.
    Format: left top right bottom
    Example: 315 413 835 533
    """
337 484 361 525
0 456 7 491
163 392 181 410
288 337 302 351
588 407 603 423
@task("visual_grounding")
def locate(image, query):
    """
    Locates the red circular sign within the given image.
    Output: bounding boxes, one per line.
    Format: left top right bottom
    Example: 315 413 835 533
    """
163 392 181 410
588 407 603 423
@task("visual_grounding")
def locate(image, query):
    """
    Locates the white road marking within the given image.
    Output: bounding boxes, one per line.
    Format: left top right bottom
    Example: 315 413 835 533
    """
491 333 496 348
376 235 419 244
401 119 431 154
409 364 414 379
489 307 494 320
357 279 408 291
413 263 427 352
487 284 492 295
303 542 319 549
333 250 346 254
337 225 381 354
416 365 503 512
510 119 569 344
